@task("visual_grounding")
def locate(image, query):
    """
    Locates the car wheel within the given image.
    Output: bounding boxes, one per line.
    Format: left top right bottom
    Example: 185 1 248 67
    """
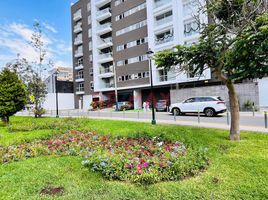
204 108 215 117
173 108 181 116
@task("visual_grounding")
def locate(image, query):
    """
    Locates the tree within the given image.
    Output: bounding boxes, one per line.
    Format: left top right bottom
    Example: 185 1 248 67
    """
6 54 35 85
28 74 47 118
0 69 27 123
154 0 268 140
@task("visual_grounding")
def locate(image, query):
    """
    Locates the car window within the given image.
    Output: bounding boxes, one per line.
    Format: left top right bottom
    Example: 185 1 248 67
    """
203 97 216 102
184 98 196 103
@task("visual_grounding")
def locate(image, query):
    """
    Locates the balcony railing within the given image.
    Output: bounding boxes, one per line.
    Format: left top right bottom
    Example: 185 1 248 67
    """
97 23 112 32
155 15 173 27
73 10 82 21
100 66 113 74
99 52 113 60
75 50 83 58
154 0 172 8
73 23 82 33
104 83 114 88
76 87 84 92
159 75 175 82
76 75 84 80
74 37 83 45
155 34 174 45
97 8 111 16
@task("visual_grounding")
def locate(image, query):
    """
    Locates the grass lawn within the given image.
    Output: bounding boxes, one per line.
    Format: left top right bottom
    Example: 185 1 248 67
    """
0 116 267 199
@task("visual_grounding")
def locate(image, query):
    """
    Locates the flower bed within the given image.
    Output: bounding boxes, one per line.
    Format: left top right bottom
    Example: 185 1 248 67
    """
0 130 209 184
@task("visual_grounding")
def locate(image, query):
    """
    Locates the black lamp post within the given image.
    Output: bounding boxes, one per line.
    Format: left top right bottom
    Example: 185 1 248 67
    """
55 70 59 118
146 49 156 125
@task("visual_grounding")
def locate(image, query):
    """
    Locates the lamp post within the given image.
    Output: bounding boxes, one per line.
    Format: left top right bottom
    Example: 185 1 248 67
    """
54 70 59 118
146 49 156 125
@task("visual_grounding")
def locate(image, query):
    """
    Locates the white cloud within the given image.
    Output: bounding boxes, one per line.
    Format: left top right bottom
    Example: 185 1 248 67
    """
0 21 72 71
43 22 57 33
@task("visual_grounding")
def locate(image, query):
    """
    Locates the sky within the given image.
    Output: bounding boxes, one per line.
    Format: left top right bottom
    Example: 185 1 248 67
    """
0 0 78 69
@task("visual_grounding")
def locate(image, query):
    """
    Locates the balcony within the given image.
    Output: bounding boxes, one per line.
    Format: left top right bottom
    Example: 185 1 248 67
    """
159 74 176 82
155 15 173 28
74 37 83 46
75 63 84 70
99 66 114 78
95 0 111 8
96 8 112 22
98 52 113 63
97 37 113 49
76 87 85 95
74 50 83 58
154 0 172 9
73 23 82 33
104 83 114 89
155 34 174 46
75 75 84 82
97 23 112 35
73 10 82 21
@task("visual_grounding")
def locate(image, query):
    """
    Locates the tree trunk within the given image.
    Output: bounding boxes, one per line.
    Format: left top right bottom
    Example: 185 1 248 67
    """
226 81 240 140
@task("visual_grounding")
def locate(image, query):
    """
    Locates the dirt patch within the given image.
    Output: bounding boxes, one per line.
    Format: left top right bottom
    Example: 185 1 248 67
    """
40 187 64 196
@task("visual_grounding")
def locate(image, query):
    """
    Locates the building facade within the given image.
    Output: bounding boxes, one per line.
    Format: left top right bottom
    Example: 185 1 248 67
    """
71 0 245 110
45 66 74 93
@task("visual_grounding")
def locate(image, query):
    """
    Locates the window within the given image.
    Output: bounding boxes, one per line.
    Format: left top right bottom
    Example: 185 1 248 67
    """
116 20 147 36
116 37 148 52
184 98 196 103
117 54 148 66
90 81 94 90
115 3 146 21
183 0 199 17
184 20 200 37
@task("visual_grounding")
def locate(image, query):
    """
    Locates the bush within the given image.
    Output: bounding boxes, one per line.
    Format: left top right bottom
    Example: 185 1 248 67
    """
33 108 46 118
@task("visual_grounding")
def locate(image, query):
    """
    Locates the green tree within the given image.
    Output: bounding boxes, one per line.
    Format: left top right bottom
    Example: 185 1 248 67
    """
0 69 27 123
28 74 47 118
154 1 268 140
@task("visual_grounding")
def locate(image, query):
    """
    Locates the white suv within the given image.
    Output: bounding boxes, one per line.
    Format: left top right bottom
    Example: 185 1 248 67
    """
170 96 227 117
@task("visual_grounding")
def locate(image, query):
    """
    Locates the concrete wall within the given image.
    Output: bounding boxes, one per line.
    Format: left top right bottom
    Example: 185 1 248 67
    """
42 93 75 110
258 78 268 107
170 82 259 109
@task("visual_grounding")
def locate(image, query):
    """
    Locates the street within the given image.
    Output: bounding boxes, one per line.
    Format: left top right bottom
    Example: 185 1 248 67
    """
17 110 268 133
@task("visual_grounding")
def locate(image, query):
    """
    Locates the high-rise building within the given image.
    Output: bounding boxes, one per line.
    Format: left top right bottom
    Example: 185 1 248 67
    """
71 0 214 109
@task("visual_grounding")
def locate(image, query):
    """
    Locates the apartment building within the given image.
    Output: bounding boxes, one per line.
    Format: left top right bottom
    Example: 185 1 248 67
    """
72 0 258 110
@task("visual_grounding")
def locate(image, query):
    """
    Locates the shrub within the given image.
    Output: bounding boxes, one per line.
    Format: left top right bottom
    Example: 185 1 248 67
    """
33 108 46 118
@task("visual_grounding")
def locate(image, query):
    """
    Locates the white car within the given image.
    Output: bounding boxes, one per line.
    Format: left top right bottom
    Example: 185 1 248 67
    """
170 96 227 117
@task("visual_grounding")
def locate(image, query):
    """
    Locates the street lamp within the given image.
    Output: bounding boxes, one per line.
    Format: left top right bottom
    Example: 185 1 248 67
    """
146 49 156 125
54 69 59 118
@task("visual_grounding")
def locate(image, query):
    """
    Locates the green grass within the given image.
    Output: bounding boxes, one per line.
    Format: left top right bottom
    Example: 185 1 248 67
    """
0 116 267 199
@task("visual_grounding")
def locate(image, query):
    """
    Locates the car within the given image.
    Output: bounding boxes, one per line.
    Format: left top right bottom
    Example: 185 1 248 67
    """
117 101 134 111
156 100 168 112
169 96 227 117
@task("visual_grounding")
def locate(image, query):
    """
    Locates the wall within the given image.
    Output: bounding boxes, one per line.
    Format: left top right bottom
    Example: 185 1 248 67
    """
258 78 268 107
170 82 259 109
42 93 75 110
